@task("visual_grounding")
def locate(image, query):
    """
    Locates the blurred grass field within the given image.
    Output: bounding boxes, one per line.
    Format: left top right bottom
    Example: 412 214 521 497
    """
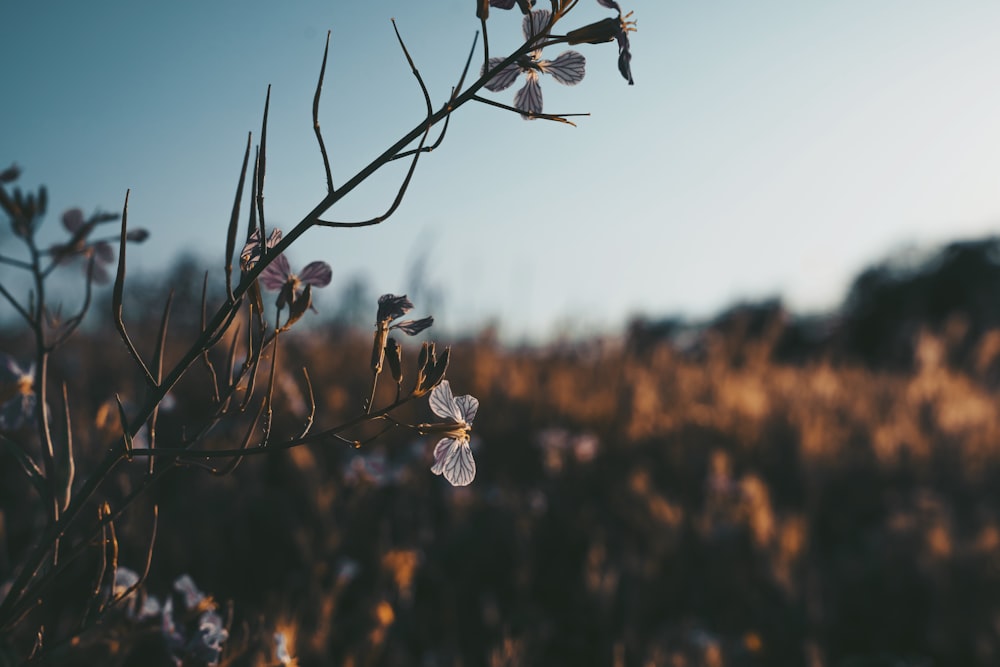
5 272 1000 666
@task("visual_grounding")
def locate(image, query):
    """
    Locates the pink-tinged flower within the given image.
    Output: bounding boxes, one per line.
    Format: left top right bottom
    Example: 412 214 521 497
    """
260 254 332 310
428 380 479 486
482 10 586 119
0 354 35 431
240 227 282 271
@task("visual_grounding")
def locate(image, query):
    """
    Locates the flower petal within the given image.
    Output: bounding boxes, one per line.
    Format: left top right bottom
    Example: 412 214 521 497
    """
597 0 621 10
490 0 517 8
61 208 84 233
454 394 480 424
259 254 290 291
482 58 521 92
617 30 634 84
299 261 332 287
523 9 552 41
431 437 476 486
377 294 413 322
540 50 585 85
94 240 115 263
429 380 462 421
393 316 434 336
514 72 543 118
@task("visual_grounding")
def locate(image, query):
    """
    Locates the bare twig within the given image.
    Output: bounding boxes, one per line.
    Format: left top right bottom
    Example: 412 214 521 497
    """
111 191 157 388
225 132 253 301
313 31 335 194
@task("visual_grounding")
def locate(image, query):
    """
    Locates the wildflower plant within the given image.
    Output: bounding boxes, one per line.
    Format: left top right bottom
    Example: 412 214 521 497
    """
0 0 636 661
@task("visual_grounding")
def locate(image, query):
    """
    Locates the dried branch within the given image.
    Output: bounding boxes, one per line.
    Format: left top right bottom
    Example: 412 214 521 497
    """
313 31 335 194
111 191 157 388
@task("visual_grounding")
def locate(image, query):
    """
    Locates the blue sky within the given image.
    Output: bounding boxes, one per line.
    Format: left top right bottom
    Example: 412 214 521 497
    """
4 1 1000 340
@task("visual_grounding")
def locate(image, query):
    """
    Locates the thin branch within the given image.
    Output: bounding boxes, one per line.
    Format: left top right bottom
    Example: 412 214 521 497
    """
110 505 158 608
51 254 96 348
81 506 108 628
111 191 157 388
201 275 221 403
315 122 431 229
392 19 433 118
471 94 588 125
480 18 490 74
0 282 33 327
0 254 32 270
454 31 481 101
389 107 452 162
256 86 271 235
148 291 174 474
313 31 335 194
295 367 316 438
225 132 253 302
58 383 74 513
0 434 47 500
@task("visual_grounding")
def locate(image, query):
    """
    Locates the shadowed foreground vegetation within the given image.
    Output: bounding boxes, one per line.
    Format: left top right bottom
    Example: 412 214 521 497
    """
5 269 1000 666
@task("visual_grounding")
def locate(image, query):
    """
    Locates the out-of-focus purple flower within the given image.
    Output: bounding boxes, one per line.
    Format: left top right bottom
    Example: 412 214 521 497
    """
113 567 140 598
51 208 117 284
260 254 332 310
173 574 210 611
240 227 282 271
187 610 228 666
428 380 479 486
482 10 586 118
0 354 35 431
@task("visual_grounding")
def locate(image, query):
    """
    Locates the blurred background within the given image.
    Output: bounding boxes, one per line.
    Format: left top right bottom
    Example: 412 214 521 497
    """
5 1 1000 666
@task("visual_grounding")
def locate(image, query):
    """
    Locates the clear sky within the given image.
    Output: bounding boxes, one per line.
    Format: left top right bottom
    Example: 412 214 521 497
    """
4 1 1000 340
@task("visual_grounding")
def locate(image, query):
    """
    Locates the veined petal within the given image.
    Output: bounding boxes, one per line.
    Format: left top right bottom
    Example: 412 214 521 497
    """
482 58 521 91
299 261 332 287
429 380 462 422
454 394 480 425
523 9 552 41
431 437 477 486
514 72 543 118
540 50 585 85
259 254 291 291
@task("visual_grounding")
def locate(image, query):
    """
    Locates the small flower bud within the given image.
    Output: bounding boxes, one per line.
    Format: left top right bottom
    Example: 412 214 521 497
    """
566 17 620 44
386 337 403 385
0 164 20 183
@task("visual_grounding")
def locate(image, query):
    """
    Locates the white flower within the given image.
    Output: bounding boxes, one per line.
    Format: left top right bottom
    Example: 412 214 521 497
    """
428 381 479 486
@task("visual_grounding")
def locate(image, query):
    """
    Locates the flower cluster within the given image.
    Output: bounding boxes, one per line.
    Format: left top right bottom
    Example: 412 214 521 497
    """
482 10 586 119
481 0 636 118
109 569 229 667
